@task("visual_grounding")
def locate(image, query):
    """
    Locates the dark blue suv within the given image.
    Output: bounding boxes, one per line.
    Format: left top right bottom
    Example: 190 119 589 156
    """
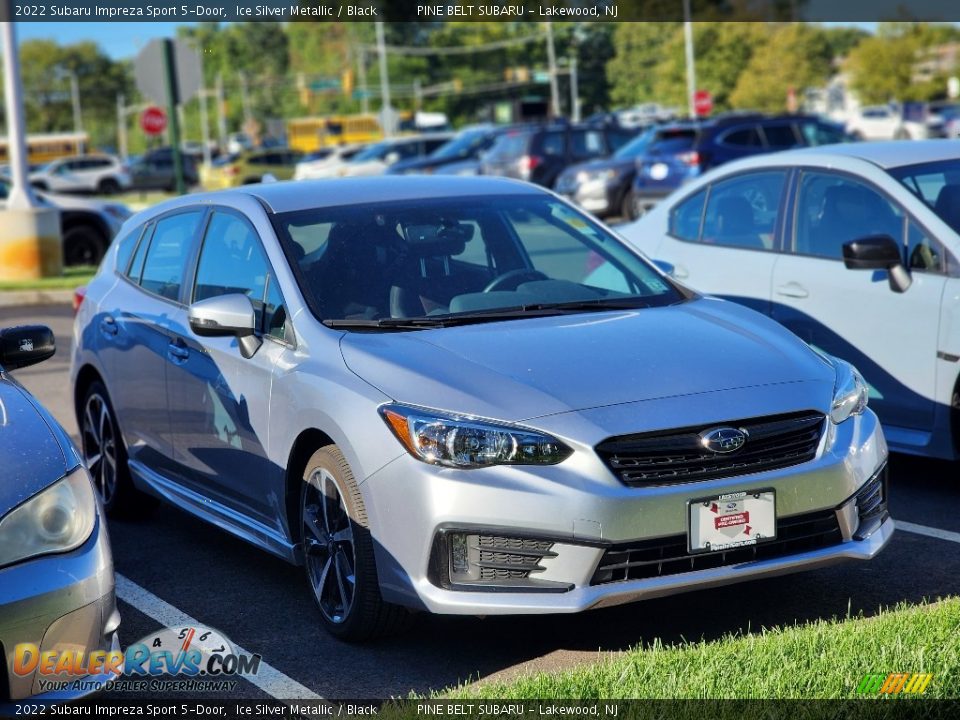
630 114 851 218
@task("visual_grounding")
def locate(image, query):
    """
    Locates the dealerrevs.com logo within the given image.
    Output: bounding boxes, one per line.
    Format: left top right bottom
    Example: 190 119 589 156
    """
14 625 261 694
855 672 934 696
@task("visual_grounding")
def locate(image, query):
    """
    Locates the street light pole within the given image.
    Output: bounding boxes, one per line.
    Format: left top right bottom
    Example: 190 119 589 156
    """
357 47 369 114
2 20 38 209
375 21 393 137
545 21 561 118
570 55 580 122
215 72 227 148
117 93 127 161
683 0 697 119
69 71 84 153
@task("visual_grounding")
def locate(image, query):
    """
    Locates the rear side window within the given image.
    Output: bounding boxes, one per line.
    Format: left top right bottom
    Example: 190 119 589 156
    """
126 224 153 282
669 189 706 241
139 211 203 301
701 171 786 250
114 223 146 275
537 131 566 157
720 126 762 147
650 129 698 154
571 130 606 159
761 124 801 148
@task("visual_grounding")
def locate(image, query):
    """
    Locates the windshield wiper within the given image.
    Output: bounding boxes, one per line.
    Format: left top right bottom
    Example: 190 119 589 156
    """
323 298 651 331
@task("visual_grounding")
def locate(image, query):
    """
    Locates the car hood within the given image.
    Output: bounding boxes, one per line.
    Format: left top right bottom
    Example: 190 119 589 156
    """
0 376 72 515
339 297 835 422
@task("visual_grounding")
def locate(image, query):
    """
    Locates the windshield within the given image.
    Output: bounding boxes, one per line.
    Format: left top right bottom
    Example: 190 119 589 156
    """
430 129 490 160
888 159 960 233
613 128 656 160
274 195 684 327
351 141 391 162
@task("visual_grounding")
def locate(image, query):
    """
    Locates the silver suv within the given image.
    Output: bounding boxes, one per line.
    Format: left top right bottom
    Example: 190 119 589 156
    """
71 177 892 641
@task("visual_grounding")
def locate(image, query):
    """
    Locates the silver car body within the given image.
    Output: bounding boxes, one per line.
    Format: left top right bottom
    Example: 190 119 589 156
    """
0 372 118 700
71 177 891 617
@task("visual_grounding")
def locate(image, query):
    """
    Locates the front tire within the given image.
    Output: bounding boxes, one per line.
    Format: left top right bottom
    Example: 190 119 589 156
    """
300 446 409 641
98 178 121 195
80 380 158 518
621 190 639 221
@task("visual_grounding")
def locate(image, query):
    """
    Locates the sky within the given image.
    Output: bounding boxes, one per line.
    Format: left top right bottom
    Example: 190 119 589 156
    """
17 22 194 59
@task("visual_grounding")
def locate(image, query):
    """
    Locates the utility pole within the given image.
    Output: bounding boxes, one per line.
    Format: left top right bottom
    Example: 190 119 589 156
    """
117 94 127 160
199 88 212 167
215 72 227 148
413 79 422 112
683 0 697 119
357 47 369 114
545 21 561 118
163 38 185 195
239 71 252 124
69 71 84 153
570 55 580 122
375 21 393 136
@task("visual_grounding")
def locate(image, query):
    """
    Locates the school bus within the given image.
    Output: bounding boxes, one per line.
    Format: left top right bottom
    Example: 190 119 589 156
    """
287 115 382 153
0 132 90 166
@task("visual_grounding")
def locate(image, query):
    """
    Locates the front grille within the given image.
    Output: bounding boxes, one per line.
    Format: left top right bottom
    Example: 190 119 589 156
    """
475 536 556 580
591 508 843 585
596 411 825 487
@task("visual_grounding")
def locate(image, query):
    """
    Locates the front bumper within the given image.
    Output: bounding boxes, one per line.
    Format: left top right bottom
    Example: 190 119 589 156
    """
0 515 120 700
362 395 890 615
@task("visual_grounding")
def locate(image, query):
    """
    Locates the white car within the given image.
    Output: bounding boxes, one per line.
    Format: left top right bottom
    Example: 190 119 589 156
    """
29 155 131 195
845 105 937 141
620 141 960 461
293 145 365 180
339 134 454 178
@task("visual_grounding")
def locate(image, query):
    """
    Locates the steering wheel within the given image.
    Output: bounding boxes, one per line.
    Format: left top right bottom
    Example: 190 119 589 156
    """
483 269 548 293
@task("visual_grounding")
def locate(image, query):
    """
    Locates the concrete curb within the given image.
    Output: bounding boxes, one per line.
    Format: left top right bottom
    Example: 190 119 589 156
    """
0 289 74 307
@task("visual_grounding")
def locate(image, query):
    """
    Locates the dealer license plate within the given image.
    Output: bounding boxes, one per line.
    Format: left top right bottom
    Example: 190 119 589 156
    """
687 489 776 554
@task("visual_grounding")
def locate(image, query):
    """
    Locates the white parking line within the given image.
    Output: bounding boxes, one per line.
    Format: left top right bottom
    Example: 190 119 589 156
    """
115 574 323 700
897 520 960 544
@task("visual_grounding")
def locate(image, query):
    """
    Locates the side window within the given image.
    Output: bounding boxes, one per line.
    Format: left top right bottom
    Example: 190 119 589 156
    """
139 211 203 300
114 223 146 274
127 224 153 282
570 130 605 159
247 155 266 166
669 189 706 241
539 132 565 157
193 212 270 325
762 124 801 148
701 172 785 250
801 121 846 146
423 139 449 154
793 172 903 259
720 126 762 147
907 221 944 273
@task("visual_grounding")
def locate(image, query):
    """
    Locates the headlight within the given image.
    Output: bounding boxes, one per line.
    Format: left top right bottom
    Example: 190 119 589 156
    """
0 466 97 568
379 404 572 469
830 359 869 424
576 169 616 184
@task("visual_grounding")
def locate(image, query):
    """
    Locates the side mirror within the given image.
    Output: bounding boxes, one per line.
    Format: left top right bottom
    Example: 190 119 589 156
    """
842 235 911 293
188 294 262 358
0 325 55 370
652 259 676 277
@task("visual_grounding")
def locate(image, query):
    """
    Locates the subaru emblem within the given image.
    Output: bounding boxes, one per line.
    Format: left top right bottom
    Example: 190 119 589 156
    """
699 427 748 454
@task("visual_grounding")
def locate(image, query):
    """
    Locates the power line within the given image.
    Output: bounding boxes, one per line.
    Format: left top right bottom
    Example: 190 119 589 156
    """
358 33 546 57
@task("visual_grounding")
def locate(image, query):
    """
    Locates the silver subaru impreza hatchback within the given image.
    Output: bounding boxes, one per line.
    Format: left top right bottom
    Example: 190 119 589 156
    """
71 176 892 640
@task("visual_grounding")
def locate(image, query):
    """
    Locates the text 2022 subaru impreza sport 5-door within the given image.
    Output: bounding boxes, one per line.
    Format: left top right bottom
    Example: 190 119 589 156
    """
71 176 892 640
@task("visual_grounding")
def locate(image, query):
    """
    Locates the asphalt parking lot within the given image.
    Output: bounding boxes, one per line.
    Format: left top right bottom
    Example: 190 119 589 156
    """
5 303 960 700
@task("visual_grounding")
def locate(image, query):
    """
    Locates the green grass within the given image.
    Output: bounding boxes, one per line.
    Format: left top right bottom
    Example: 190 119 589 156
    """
435 598 960 701
0 265 95 291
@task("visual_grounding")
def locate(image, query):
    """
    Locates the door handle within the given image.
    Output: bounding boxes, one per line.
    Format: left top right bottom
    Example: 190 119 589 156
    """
166 340 190 364
99 315 118 336
672 264 690 279
775 282 809 299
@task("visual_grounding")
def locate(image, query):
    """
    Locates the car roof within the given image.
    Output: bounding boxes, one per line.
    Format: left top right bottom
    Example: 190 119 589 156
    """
161 176 544 215
783 140 960 169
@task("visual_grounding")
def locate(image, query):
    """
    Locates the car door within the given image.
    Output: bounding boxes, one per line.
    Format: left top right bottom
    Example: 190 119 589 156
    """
101 210 206 477
650 169 789 314
165 209 290 526
770 168 947 433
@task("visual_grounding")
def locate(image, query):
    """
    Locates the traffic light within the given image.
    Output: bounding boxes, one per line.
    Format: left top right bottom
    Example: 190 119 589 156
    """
342 69 354 96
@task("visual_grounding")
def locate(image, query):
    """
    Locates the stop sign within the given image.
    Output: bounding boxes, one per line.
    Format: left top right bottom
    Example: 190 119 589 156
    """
694 90 713 117
140 106 168 136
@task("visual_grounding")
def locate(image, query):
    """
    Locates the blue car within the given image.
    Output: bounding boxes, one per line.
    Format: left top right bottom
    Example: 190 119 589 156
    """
630 114 851 217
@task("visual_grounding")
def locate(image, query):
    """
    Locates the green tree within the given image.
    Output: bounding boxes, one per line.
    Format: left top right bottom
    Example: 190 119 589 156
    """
606 22 679 107
729 24 833 112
